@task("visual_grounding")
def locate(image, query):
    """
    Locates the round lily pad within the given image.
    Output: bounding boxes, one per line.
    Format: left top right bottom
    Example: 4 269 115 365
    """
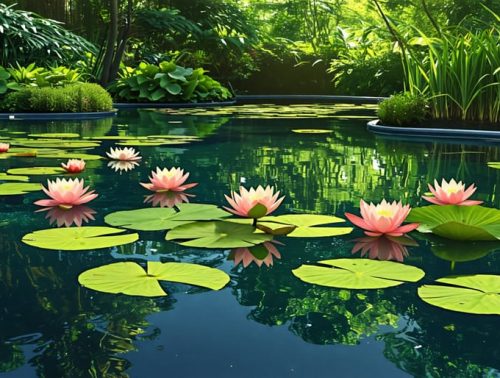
78 261 230 297
36 152 102 160
292 129 333 134
292 258 425 289
418 275 500 315
28 133 80 138
22 226 139 251
0 182 41 195
260 214 353 238
116 139 191 147
166 220 272 248
12 140 100 149
0 173 29 182
7 167 66 175
105 204 231 231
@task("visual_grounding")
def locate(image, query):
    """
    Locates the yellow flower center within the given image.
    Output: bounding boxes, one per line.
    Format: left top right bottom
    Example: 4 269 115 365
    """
446 187 459 194
376 209 393 218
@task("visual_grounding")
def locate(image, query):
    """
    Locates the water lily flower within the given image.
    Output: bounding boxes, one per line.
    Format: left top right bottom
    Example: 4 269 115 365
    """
345 199 419 237
106 147 141 161
224 185 284 219
107 160 139 173
37 205 96 227
422 178 482 206
0 143 9 153
230 242 282 268
144 191 193 208
61 159 85 173
352 235 417 262
140 167 197 193
34 178 98 209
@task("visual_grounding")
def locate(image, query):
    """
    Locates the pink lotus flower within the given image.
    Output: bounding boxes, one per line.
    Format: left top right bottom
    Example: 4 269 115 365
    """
34 178 98 209
352 235 417 262
144 191 193 208
422 178 482 206
230 242 282 268
224 185 284 219
61 159 85 173
345 199 419 237
0 143 10 153
106 147 141 161
107 160 139 173
37 205 96 227
140 167 197 193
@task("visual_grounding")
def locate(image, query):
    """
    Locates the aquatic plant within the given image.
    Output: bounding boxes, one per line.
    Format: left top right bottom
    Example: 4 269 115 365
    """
224 185 285 220
140 167 197 193
377 93 428 126
61 159 85 173
422 178 482 206
345 199 419 237
0 143 9 152
106 147 141 161
34 178 97 209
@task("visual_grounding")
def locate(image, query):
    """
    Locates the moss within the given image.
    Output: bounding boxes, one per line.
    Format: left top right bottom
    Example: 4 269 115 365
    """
377 93 428 126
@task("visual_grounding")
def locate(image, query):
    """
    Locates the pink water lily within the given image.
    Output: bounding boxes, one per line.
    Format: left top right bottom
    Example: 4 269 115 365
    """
61 159 85 173
422 178 482 206
224 185 284 219
352 235 417 262
0 143 9 153
37 205 96 227
106 147 141 161
144 191 194 208
34 178 98 209
230 242 282 268
140 167 197 193
345 199 419 237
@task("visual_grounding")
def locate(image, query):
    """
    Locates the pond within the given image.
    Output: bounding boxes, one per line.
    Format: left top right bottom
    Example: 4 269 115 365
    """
0 104 499 378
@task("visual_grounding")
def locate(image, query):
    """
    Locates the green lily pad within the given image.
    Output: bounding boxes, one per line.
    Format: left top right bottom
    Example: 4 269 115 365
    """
166 221 272 248
260 214 353 238
104 204 231 231
12 140 100 149
7 167 66 175
0 182 41 195
22 227 139 251
487 162 500 169
36 151 102 160
292 258 425 289
418 275 500 315
28 133 80 138
408 205 500 241
78 261 230 297
292 129 333 134
0 173 29 182
116 139 191 147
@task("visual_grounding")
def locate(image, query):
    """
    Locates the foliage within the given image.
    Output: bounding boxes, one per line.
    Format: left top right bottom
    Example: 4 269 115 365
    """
110 61 232 103
0 83 113 112
0 3 95 67
378 93 428 126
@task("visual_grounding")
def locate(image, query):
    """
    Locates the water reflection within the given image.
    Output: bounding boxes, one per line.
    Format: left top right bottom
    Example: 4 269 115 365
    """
108 160 139 173
351 235 418 262
144 191 193 208
37 205 96 227
228 241 282 268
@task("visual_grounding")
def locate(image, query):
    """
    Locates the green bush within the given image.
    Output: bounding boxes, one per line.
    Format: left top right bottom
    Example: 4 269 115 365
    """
110 61 232 103
377 93 428 126
0 83 113 113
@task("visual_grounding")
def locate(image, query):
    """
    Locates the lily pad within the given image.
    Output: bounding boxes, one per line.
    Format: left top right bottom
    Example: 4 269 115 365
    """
116 139 191 147
12 140 100 149
0 182 41 195
166 221 272 248
260 214 353 238
28 133 80 138
22 226 139 251
0 173 29 182
418 275 500 315
292 258 425 289
292 129 333 134
78 261 230 297
104 204 231 231
7 167 66 175
36 151 103 160
408 205 500 241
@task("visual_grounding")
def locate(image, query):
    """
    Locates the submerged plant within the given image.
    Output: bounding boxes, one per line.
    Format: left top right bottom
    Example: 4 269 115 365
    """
224 185 285 221
34 178 98 209
61 159 85 173
345 199 419 237
106 147 141 161
140 167 197 193
422 178 482 206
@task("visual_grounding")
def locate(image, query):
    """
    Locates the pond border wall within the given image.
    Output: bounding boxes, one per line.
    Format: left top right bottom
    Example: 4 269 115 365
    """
235 95 384 104
114 100 236 109
0 110 117 121
367 120 500 141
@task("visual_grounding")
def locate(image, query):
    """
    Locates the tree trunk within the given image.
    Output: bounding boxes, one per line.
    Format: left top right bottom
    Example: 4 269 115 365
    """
100 0 119 86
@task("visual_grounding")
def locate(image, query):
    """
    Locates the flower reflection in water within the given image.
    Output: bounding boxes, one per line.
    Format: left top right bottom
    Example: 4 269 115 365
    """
108 160 139 173
37 205 96 227
144 191 193 208
229 241 282 268
351 235 418 262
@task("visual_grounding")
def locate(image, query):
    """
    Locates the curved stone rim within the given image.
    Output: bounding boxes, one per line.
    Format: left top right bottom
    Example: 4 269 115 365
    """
0 110 117 121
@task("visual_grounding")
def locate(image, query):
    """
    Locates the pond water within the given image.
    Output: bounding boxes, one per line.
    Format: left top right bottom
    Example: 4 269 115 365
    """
0 105 499 378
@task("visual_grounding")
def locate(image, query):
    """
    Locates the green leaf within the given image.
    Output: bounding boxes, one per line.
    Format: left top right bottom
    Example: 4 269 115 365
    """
12 139 99 149
292 129 333 134
36 151 102 160
28 133 80 138
22 227 139 251
248 203 268 218
7 167 66 175
78 261 230 297
105 204 231 231
166 221 272 248
418 275 500 315
292 258 425 289
261 214 352 238
0 182 41 195
408 205 500 241
0 173 29 182
165 82 182 95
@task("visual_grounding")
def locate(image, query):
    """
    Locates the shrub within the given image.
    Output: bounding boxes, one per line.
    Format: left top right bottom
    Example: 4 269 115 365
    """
377 93 428 126
110 61 232 103
0 83 113 113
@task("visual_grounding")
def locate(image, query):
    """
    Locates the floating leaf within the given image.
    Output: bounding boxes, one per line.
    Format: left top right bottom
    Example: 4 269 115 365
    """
0 182 41 195
78 261 230 297
7 167 66 175
28 133 80 139
292 258 425 289
12 140 99 149
487 162 500 170
36 151 102 160
0 173 29 182
116 139 191 147
22 226 139 251
408 205 500 241
166 221 272 248
104 204 231 231
418 275 500 315
261 214 352 238
292 129 333 134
